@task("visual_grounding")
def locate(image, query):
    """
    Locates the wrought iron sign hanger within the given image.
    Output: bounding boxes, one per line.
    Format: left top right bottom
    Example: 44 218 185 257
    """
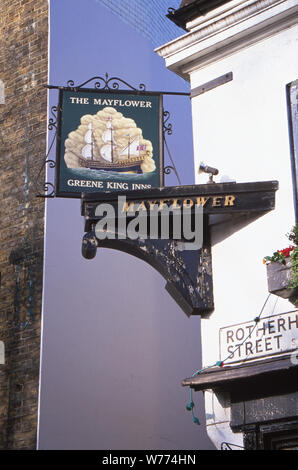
81 181 278 317
36 73 189 198
38 73 278 317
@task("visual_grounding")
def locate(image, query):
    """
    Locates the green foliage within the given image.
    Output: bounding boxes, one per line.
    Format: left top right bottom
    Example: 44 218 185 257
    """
289 246 298 289
264 252 287 264
264 222 298 289
289 223 298 289
287 223 298 246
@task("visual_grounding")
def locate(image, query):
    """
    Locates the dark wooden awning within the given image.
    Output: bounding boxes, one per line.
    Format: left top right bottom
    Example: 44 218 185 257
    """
82 180 278 231
80 180 278 317
182 355 298 392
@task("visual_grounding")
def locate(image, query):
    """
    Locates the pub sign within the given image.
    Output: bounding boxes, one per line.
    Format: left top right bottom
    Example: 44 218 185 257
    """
55 88 163 197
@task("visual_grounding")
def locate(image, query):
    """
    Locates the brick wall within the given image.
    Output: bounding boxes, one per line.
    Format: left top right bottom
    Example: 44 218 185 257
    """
0 0 48 449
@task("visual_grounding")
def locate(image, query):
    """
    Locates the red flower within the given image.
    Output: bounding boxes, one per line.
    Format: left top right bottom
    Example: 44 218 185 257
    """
277 246 295 258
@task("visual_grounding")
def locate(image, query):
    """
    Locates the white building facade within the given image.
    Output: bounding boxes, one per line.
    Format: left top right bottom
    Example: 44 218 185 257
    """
157 0 298 449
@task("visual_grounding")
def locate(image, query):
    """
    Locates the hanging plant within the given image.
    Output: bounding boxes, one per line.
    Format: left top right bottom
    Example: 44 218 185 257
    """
263 223 298 305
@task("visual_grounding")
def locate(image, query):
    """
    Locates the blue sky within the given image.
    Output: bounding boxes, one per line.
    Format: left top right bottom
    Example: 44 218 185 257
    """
49 0 194 186
97 0 183 48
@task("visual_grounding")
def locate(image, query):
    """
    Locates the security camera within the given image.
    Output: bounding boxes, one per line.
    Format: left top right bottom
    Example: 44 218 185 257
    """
198 162 219 184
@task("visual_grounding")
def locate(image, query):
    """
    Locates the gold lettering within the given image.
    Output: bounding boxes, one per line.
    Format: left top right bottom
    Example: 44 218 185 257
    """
158 199 170 210
196 197 210 206
121 201 135 213
148 200 160 211
183 199 194 208
171 198 181 210
212 196 223 207
122 194 236 214
136 201 147 211
224 195 235 206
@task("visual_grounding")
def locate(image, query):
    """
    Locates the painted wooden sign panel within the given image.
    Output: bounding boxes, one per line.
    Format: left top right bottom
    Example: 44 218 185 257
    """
56 88 163 197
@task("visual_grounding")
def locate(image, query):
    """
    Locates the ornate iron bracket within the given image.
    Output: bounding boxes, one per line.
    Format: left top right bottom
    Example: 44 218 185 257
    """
80 185 217 317
37 74 151 198
37 74 189 197
48 104 58 130
162 109 181 185
82 230 213 317
80 181 278 317
35 105 57 198
46 73 147 93
163 110 173 136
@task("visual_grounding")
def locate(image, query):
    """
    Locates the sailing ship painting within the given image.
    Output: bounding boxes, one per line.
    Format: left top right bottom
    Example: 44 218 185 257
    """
64 106 156 175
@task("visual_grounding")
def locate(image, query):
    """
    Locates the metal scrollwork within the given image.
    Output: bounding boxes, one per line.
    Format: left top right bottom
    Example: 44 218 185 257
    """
34 101 59 197
66 73 146 92
162 110 181 185
44 159 56 170
42 180 56 198
163 110 173 136
40 73 151 198
48 105 58 131
34 116 57 198
35 157 56 198
164 165 175 175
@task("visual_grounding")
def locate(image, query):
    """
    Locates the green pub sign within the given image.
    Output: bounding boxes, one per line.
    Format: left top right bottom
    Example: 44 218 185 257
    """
56 88 164 197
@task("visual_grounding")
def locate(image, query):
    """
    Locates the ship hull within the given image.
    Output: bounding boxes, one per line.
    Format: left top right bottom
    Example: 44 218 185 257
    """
79 158 144 174
89 164 142 174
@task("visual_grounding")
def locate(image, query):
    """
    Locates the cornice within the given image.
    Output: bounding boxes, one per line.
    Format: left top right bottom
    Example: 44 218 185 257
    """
185 0 259 31
167 0 232 30
155 0 298 79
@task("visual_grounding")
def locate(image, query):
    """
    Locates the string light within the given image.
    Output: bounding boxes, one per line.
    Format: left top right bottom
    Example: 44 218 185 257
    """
186 293 272 425
221 442 245 450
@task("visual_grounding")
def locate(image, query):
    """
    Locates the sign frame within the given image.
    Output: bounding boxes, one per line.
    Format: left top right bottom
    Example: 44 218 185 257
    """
286 79 298 222
55 86 165 198
219 309 298 365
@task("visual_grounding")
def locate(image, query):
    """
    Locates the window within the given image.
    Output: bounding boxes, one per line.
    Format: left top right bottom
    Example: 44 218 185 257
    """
287 80 298 221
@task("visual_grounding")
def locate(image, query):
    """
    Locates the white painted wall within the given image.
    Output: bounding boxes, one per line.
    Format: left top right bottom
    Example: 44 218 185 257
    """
192 22 297 361
192 22 297 449
157 0 298 449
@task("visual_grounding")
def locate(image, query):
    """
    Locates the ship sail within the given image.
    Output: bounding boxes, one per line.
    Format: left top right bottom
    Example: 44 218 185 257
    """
76 112 148 173
100 118 117 163
119 136 140 159
82 122 94 159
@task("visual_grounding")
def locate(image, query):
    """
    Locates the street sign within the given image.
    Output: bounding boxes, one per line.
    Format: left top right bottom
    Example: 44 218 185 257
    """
220 310 298 364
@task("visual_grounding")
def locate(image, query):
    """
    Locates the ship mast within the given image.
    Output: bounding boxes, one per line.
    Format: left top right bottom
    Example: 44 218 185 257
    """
110 123 114 163
91 123 94 160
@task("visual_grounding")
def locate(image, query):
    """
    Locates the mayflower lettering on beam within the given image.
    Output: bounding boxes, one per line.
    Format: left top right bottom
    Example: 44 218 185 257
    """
94 195 204 249
121 195 236 213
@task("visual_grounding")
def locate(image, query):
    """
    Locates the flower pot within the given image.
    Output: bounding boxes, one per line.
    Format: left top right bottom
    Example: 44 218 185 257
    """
266 257 298 304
